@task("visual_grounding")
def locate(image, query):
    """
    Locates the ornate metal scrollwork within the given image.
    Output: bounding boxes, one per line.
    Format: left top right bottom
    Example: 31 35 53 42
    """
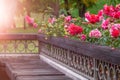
0 40 38 54
40 41 120 80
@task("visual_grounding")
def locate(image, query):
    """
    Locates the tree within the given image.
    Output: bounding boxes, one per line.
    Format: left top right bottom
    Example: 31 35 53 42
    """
64 0 70 15
108 0 120 5
16 0 59 17
60 0 97 17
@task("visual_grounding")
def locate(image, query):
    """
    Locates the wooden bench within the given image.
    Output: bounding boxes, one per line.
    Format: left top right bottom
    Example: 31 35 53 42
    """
2 55 73 80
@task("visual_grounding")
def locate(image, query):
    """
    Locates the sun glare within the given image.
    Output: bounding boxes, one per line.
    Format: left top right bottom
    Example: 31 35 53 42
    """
0 0 17 30
0 1 7 24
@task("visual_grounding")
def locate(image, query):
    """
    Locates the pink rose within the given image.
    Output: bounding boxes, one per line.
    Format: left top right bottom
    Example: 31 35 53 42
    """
98 10 104 20
33 23 38 28
101 19 109 30
48 17 56 24
98 10 103 16
38 29 42 33
80 34 86 41
64 24 68 29
25 15 34 24
112 24 120 29
116 4 120 11
89 29 102 38
64 16 72 22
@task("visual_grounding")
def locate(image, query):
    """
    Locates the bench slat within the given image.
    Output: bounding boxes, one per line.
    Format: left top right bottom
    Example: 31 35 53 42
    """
16 76 72 80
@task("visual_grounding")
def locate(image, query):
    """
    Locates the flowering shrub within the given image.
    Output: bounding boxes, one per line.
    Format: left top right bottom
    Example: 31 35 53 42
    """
40 4 120 48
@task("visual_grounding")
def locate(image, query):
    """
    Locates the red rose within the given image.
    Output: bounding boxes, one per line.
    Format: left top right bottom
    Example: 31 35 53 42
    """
110 25 120 38
85 11 103 24
111 29 119 38
103 4 115 17
68 23 83 36
113 11 120 19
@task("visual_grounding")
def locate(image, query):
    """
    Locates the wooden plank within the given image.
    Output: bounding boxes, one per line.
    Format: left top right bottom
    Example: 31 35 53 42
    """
9 61 48 66
12 65 52 69
10 65 52 69
12 69 65 76
8 62 50 69
5 56 72 80
16 76 72 80
6 65 65 80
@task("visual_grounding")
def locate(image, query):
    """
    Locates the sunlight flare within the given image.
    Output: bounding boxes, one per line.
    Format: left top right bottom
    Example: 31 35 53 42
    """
0 0 17 29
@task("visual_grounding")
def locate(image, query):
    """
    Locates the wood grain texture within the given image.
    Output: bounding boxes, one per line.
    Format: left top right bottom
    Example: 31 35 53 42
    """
4 55 72 80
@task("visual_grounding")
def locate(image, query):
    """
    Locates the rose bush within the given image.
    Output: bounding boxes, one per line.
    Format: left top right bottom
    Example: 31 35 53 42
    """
40 4 120 48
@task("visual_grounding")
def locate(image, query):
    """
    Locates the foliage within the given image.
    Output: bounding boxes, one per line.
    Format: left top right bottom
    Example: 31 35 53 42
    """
60 0 98 17
107 0 120 6
41 15 66 37
16 0 59 17
87 0 120 14
16 0 120 17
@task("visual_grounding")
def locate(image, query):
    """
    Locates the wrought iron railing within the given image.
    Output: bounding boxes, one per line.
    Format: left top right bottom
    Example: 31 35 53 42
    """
38 34 120 80
0 34 39 54
0 34 120 80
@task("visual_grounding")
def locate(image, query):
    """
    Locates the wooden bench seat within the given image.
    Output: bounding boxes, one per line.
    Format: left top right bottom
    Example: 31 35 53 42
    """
4 56 73 80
